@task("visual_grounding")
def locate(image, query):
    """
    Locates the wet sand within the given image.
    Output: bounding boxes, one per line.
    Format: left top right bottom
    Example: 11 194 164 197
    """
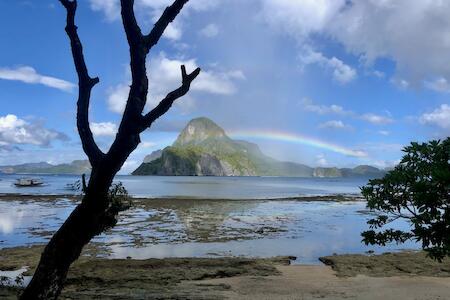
1 246 450 299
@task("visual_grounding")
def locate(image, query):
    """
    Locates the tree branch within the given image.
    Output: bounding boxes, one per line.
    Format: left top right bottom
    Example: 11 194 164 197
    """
141 65 200 131
117 0 149 131
143 0 189 51
120 0 144 49
60 0 104 166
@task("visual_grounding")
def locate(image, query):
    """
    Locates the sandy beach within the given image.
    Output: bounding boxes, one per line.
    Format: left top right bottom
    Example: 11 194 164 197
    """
1 246 450 299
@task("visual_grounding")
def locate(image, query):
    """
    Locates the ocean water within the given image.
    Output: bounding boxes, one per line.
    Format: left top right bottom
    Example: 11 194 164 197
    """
0 174 419 264
0 174 367 198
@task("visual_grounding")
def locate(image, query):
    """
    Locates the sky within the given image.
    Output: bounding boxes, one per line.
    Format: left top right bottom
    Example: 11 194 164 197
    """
0 0 449 174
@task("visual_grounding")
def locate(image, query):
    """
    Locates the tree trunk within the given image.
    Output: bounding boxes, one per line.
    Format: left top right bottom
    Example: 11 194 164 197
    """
20 1 198 298
19 166 119 300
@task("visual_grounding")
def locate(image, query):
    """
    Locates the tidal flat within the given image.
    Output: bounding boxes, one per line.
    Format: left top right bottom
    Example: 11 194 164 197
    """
1 193 450 299
0 194 417 263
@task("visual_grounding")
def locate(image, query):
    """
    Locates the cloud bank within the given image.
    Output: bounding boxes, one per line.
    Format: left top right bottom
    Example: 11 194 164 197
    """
0 66 75 92
0 114 68 147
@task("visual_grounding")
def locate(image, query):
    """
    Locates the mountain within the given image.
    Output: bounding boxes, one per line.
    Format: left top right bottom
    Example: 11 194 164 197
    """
0 160 91 175
350 165 383 177
143 150 163 163
132 117 386 178
132 117 312 176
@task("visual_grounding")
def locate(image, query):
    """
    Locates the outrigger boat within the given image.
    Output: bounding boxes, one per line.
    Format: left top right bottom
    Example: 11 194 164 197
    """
14 178 44 187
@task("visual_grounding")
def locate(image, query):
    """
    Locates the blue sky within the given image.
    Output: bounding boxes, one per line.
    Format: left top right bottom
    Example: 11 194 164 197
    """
0 0 449 173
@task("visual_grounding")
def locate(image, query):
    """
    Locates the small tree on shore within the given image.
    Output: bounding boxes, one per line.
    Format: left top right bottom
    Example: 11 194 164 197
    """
20 1 200 299
361 138 450 260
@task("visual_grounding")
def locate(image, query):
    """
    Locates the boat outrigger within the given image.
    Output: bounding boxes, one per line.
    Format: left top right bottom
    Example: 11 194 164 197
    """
14 178 44 187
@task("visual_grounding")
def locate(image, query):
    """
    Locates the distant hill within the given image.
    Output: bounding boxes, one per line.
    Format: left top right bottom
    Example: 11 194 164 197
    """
132 117 387 178
0 160 91 175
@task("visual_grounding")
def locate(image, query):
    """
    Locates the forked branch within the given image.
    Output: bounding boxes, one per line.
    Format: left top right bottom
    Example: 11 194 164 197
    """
140 65 200 131
119 0 200 133
144 0 189 51
60 0 104 166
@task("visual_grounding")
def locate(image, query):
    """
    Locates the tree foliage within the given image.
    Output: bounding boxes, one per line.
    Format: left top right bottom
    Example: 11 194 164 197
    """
361 138 450 260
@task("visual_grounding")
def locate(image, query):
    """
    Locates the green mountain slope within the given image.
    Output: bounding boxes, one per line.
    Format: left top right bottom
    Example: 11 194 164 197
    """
132 117 387 177
132 117 312 176
0 160 91 175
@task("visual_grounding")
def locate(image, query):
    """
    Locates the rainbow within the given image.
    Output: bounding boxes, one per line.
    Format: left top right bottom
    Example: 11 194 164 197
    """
229 130 368 158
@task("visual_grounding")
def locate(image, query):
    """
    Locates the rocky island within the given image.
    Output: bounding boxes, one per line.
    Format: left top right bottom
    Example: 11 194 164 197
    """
132 117 386 177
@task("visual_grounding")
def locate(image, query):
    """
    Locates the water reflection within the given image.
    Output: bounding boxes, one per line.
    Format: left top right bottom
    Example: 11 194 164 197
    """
0 198 419 264
0 199 73 247
0 209 24 234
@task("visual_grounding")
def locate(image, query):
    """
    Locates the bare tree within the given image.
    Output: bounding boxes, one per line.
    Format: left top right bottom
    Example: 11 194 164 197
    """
20 0 200 299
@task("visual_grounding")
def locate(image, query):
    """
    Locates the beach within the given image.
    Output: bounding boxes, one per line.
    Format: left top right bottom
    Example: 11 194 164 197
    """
0 175 447 299
1 246 450 299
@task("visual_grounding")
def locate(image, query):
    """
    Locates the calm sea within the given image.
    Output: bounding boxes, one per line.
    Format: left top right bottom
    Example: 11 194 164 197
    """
0 174 367 198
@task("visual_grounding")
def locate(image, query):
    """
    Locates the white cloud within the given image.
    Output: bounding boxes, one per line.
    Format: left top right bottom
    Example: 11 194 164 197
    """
0 66 75 92
200 23 219 38
107 53 245 114
370 159 400 169
91 122 118 137
300 49 356 84
89 0 221 41
390 78 410 89
318 120 351 130
226 70 246 80
420 104 450 130
300 98 351 115
372 70 385 78
378 130 390 136
260 0 355 84
261 0 345 39
260 0 450 92
141 141 157 148
90 0 119 21
424 77 450 93
327 57 357 84
350 150 369 158
360 113 393 125
120 159 140 174
150 53 242 95
138 0 221 11
329 1 450 87
0 114 68 146
316 154 328 166
163 23 182 41
301 98 394 126
107 84 130 114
